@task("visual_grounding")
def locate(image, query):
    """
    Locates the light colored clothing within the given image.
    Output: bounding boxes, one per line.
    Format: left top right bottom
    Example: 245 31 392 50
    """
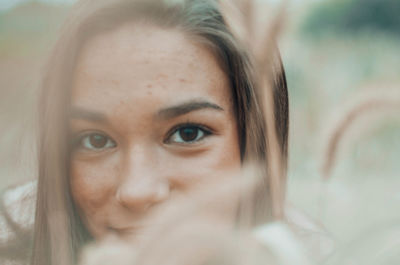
0 181 36 265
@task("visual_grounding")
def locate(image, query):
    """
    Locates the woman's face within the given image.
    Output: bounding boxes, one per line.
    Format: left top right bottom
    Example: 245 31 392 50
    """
69 23 241 240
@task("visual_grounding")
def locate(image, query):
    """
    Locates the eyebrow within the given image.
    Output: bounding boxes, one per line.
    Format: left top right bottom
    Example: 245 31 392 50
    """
70 107 108 123
156 100 224 120
69 100 224 122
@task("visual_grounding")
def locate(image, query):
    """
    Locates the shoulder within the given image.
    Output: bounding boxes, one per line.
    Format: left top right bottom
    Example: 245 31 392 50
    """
0 180 37 264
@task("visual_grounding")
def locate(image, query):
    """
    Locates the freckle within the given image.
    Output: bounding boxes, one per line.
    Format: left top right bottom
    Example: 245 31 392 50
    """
147 91 153 96
147 84 153 88
179 78 186 83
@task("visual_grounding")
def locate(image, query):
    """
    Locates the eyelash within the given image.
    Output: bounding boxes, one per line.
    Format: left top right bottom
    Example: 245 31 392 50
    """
71 123 213 151
72 131 117 152
164 123 213 145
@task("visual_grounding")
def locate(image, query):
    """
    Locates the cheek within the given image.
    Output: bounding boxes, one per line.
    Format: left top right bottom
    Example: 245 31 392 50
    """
70 157 119 218
167 125 241 187
208 115 241 172
206 131 241 175
220 122 241 168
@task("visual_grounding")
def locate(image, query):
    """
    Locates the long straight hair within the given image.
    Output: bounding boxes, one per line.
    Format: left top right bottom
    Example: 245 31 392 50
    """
32 0 289 264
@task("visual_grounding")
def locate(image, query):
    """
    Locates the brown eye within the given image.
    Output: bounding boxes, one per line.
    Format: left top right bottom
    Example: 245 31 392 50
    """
80 133 116 151
167 124 211 144
179 127 199 142
89 134 107 148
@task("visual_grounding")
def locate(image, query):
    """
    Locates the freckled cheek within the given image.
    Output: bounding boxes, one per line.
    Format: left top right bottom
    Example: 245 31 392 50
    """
168 132 241 186
209 121 241 171
69 158 120 218
209 136 241 174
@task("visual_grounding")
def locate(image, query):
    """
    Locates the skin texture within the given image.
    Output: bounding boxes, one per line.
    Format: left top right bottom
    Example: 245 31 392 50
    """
69 23 241 241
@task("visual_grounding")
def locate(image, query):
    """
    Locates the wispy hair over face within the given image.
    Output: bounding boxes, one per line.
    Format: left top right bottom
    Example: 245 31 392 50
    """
31 0 289 264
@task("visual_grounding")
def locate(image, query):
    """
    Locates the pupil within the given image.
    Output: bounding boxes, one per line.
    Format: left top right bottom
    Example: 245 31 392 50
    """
180 127 198 142
89 134 107 148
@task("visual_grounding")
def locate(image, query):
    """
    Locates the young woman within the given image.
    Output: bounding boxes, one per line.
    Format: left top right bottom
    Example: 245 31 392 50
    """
0 0 289 264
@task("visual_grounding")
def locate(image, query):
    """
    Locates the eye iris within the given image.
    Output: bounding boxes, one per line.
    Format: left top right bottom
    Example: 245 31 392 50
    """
179 127 198 142
89 134 107 148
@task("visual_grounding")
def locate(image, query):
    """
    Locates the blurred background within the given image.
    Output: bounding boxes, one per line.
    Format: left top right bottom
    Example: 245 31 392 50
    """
0 0 399 261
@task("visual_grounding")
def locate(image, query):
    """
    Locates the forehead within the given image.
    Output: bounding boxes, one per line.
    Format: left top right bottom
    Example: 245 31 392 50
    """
71 23 232 112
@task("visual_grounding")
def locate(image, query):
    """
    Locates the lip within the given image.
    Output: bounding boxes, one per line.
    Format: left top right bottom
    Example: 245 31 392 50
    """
108 225 155 243
109 226 137 234
108 224 151 236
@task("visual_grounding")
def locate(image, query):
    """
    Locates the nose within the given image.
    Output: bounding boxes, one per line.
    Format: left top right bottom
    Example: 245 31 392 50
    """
116 148 169 211
117 179 169 210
